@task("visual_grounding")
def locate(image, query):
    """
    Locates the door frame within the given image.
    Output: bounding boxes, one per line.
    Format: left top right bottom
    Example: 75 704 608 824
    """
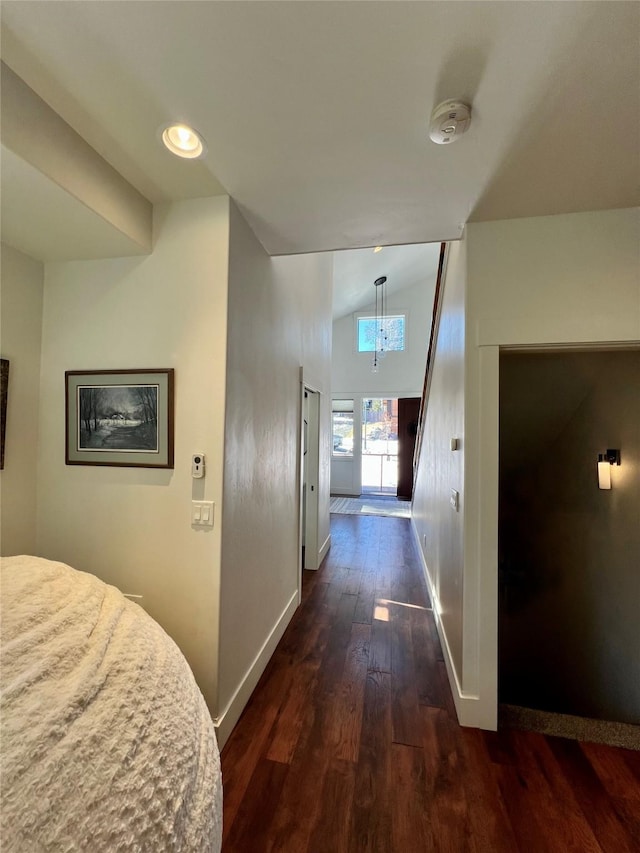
298 371 322 602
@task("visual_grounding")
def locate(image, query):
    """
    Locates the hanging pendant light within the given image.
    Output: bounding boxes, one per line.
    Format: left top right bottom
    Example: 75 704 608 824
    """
371 276 388 373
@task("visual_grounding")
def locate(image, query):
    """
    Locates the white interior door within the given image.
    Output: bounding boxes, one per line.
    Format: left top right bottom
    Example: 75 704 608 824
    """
302 388 320 570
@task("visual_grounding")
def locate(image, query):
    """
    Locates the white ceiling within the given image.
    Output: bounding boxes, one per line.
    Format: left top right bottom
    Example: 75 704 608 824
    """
1 144 149 261
1 1 638 259
333 242 441 320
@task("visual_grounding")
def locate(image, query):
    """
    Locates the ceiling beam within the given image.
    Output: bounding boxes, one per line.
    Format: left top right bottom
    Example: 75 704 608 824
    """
1 61 152 260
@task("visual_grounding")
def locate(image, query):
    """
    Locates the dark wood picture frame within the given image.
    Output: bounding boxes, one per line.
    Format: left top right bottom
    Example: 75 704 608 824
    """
0 359 9 470
65 369 174 468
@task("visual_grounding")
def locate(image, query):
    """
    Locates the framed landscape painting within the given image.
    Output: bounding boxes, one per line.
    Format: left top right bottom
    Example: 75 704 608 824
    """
65 369 174 468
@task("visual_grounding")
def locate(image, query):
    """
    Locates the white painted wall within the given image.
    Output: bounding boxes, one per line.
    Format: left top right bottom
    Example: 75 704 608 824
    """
217 201 333 743
464 207 639 728
35 198 230 712
412 240 466 706
331 278 434 494
413 207 640 730
0 244 44 555
331 278 434 397
467 208 640 348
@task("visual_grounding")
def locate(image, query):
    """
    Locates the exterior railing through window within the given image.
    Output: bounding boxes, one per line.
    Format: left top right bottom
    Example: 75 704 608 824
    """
361 451 398 494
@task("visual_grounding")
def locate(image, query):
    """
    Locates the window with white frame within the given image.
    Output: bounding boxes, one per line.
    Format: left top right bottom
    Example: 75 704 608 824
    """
357 315 405 353
332 399 354 456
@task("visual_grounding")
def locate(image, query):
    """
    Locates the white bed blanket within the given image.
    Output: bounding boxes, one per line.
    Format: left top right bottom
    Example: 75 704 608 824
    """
1 556 222 852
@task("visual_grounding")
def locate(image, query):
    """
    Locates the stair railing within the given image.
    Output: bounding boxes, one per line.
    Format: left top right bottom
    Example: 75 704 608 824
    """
413 242 448 476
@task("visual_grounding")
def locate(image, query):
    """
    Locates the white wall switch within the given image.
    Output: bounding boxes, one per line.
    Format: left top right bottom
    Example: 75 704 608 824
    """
450 489 459 511
192 500 214 527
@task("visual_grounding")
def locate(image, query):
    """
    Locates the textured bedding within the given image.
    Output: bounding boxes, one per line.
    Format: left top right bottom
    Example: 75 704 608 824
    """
0 556 222 852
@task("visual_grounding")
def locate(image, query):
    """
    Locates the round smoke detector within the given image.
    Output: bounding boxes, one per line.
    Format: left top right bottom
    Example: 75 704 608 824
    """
429 100 472 145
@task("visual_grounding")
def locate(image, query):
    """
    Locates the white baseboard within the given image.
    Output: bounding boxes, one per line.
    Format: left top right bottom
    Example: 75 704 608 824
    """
410 520 495 730
214 589 299 749
318 533 331 565
304 533 332 571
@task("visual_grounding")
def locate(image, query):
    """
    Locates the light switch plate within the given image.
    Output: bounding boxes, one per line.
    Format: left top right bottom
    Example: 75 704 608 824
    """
192 500 214 527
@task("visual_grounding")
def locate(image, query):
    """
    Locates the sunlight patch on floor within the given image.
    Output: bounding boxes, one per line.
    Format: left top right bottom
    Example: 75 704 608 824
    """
377 598 432 612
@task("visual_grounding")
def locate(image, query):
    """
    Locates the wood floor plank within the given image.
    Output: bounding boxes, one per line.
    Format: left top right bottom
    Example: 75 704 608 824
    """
349 671 393 853
223 758 289 853
266 585 355 765
427 611 445 662
325 622 371 763
276 578 329 658
262 607 357 849
622 747 640 783
422 706 475 853
220 661 291 842
607 795 640 847
314 592 359 693
390 743 435 852
342 568 362 596
265 655 324 765
437 660 459 720
352 586 375 624
459 728 520 853
481 728 517 766
307 757 356 853
547 736 639 853
507 731 602 853
368 612 391 675
390 608 423 747
496 762 559 853
581 741 640 802
262 715 331 851
221 514 640 852
409 604 445 709
318 563 351 588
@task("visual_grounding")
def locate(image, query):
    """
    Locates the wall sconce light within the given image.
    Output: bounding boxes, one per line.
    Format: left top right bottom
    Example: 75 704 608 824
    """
597 449 620 490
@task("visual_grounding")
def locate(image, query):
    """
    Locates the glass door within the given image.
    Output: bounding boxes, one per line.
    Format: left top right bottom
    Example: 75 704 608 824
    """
361 398 398 495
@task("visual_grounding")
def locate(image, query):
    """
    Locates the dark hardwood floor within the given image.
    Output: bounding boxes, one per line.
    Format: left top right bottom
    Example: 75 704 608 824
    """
220 514 640 852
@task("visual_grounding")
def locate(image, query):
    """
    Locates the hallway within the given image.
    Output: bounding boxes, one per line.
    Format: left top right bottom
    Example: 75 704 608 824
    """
220 515 639 852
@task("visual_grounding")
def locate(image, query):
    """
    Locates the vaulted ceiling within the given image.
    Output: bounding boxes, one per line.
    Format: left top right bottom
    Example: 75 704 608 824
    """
333 242 441 320
1 1 638 262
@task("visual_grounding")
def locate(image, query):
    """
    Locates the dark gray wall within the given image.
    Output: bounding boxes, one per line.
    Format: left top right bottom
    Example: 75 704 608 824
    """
499 350 640 724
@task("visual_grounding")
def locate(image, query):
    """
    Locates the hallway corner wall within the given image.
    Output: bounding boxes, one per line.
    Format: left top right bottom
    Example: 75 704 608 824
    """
34 197 230 715
412 238 471 722
463 205 640 731
218 200 333 746
0 243 44 556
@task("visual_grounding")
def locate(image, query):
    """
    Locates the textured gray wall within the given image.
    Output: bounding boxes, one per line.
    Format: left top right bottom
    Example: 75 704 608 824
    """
499 350 640 724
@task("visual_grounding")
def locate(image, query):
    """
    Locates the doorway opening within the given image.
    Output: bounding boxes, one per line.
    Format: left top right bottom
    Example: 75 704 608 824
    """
361 398 398 495
300 386 320 576
498 347 640 732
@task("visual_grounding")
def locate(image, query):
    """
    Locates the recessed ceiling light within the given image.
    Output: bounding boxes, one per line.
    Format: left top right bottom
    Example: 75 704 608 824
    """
161 123 206 159
374 246 383 253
